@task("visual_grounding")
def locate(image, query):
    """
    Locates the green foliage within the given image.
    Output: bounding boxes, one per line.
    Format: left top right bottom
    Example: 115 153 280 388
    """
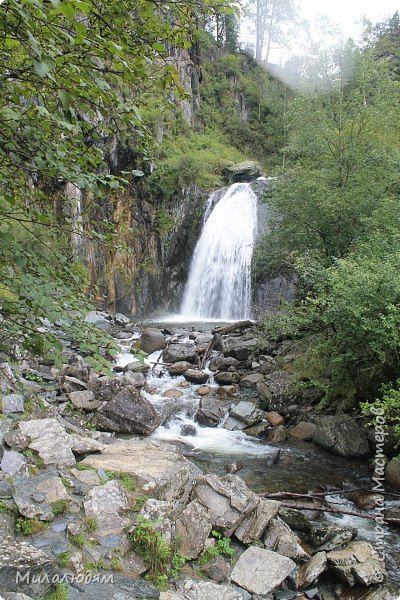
103 470 136 491
85 516 98 532
44 583 69 600
51 500 69 516
256 39 400 417
0 0 236 366
15 517 46 536
57 552 70 568
68 531 87 548
129 516 188 587
198 530 235 564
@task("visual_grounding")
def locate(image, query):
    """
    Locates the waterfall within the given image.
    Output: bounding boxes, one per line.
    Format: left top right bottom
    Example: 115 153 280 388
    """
181 182 258 320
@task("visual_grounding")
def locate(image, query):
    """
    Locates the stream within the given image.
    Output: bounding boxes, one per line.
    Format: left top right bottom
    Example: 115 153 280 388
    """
116 319 400 586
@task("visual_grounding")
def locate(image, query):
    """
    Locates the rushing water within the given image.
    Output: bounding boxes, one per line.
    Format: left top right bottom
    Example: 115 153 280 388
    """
180 183 258 320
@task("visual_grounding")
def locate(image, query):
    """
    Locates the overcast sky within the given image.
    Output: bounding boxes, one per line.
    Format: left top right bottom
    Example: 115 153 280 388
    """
242 0 399 63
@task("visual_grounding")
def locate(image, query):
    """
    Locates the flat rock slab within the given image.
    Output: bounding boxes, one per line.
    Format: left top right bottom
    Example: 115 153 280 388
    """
312 416 369 457
2 393 24 414
84 480 129 538
17 418 104 467
327 541 387 587
67 575 159 599
230 546 296 595
162 580 243 599
0 539 58 597
81 437 201 504
70 467 100 486
1 450 28 476
13 473 69 521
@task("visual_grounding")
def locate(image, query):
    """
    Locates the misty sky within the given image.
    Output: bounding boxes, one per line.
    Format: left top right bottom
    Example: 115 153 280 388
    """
243 0 399 63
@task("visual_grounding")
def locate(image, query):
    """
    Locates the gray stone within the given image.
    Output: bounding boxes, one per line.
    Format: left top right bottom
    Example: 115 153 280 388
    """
68 390 102 411
69 435 104 455
225 338 257 361
310 525 357 552
196 397 231 427
139 499 176 545
224 161 262 183
209 357 240 372
96 388 161 435
327 541 386 587
140 328 167 354
81 437 201 505
263 517 308 560
0 480 13 498
289 422 317 441
123 361 150 374
13 473 69 521
0 511 16 539
192 474 258 536
312 416 370 457
298 551 328 588
84 310 112 330
279 507 313 533
263 370 297 411
257 381 272 410
223 417 247 431
3 429 30 450
168 361 192 376
66 575 159 599
1 394 24 414
231 546 296 596
175 500 212 559
229 401 265 426
0 539 58 597
70 467 100 486
171 580 243 600
201 555 231 582
267 425 288 442
1 450 27 476
84 480 129 538
18 419 75 467
239 373 265 388
184 369 209 385
235 499 281 544
163 342 197 364
114 313 131 326
124 371 146 387
385 455 400 490
214 371 240 385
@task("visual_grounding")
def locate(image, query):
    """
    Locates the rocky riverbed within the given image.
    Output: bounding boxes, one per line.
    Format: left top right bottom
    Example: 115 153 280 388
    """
0 311 399 600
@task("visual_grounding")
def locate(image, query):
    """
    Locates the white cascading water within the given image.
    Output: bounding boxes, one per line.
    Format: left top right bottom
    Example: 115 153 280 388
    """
180 183 258 320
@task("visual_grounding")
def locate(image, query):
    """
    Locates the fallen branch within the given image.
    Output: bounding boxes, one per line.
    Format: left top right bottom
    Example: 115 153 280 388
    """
199 335 215 370
212 320 254 335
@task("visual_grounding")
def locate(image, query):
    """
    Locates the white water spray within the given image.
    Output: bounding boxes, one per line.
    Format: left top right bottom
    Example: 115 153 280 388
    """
181 183 258 320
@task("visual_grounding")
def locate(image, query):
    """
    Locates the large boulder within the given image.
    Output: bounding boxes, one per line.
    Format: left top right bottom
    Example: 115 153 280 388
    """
140 328 167 354
81 437 201 505
263 516 308 561
209 357 240 372
1 450 28 477
224 161 262 183
184 369 209 385
68 390 102 411
262 370 297 411
224 338 257 361
0 540 59 597
1 393 24 415
84 310 112 331
327 541 387 586
191 474 258 536
163 342 197 364
230 546 296 596
239 373 264 388
214 372 240 385
386 455 400 490
298 551 328 589
95 388 161 435
312 416 370 457
196 397 231 427
168 361 192 376
229 401 265 427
